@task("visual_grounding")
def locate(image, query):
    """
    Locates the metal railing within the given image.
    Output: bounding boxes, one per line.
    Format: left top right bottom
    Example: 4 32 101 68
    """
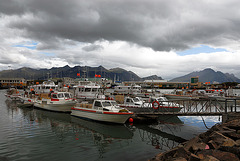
136 97 240 116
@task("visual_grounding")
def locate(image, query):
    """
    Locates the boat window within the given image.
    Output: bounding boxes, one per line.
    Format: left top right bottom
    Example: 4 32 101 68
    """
52 94 58 98
52 87 55 89
64 93 70 98
126 98 132 103
162 97 168 101
92 88 97 92
157 97 167 102
58 93 64 98
157 97 163 101
103 108 109 111
110 101 117 106
133 98 140 102
79 88 83 92
94 101 102 107
46 86 50 89
85 88 91 92
102 101 111 107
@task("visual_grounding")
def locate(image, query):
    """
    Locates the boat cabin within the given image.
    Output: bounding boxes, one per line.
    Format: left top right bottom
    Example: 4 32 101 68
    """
51 92 73 100
73 83 105 100
114 85 141 95
29 81 58 94
124 97 144 106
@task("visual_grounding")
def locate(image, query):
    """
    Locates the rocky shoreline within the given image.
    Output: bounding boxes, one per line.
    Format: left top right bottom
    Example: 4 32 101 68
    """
149 119 240 161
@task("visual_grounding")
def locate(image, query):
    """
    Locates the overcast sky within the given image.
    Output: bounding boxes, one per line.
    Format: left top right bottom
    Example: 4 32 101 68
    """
1 0 240 80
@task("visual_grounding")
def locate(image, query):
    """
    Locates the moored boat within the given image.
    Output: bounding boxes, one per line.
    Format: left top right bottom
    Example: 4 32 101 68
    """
73 82 105 100
34 92 77 112
5 88 21 100
119 96 182 113
28 80 59 94
71 99 133 124
164 94 193 100
150 96 183 112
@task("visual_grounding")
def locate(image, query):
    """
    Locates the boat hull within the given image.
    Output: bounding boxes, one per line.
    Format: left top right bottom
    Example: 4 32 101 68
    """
164 94 192 100
34 101 76 112
18 102 34 108
120 105 181 113
5 94 21 100
71 107 133 124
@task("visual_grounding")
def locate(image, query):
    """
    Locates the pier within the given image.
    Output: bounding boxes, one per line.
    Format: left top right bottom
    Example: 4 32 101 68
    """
133 97 240 122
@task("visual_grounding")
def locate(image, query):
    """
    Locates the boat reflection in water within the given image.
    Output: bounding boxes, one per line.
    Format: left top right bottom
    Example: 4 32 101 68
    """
71 116 134 139
71 116 134 159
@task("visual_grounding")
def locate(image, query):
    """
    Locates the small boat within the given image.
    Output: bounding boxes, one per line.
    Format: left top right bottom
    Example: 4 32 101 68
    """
71 100 133 124
18 90 38 107
28 80 59 94
34 92 77 112
113 84 142 95
150 96 183 112
119 96 182 112
119 96 152 112
4 88 21 100
164 94 193 100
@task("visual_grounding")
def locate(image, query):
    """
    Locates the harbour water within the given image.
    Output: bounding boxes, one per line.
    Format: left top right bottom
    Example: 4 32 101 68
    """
0 90 222 161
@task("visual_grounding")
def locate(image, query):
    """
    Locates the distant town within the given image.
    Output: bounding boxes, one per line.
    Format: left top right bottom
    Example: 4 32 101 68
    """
0 76 239 90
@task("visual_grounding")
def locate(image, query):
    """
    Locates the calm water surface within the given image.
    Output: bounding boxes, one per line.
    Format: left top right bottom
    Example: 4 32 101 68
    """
0 90 221 161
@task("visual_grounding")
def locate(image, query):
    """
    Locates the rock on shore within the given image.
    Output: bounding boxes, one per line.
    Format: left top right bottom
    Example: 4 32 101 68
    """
149 119 240 161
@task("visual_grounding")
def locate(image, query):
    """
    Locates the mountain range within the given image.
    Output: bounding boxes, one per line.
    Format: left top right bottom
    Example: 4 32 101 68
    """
0 65 143 81
170 68 240 83
0 66 239 83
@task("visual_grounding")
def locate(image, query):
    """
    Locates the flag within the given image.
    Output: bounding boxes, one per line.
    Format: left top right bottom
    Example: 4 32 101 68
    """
95 74 101 77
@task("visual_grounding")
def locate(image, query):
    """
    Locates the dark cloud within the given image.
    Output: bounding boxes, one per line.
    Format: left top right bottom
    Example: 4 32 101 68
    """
82 45 103 52
2 0 240 51
0 0 25 15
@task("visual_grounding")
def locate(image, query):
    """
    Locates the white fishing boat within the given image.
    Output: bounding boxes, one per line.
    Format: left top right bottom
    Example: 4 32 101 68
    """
113 84 141 95
149 96 183 112
119 96 182 112
164 94 193 100
73 82 105 100
18 90 37 107
29 80 59 94
4 88 21 100
34 92 77 112
71 100 133 124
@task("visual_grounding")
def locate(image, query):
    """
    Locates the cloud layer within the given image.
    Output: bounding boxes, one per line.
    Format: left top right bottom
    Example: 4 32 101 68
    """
1 0 240 79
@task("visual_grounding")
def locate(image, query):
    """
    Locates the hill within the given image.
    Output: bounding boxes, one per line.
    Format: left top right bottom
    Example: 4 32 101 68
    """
142 75 163 80
0 66 143 82
170 68 240 83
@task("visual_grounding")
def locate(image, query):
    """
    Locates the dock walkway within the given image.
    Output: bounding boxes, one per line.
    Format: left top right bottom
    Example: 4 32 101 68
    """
134 97 240 117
